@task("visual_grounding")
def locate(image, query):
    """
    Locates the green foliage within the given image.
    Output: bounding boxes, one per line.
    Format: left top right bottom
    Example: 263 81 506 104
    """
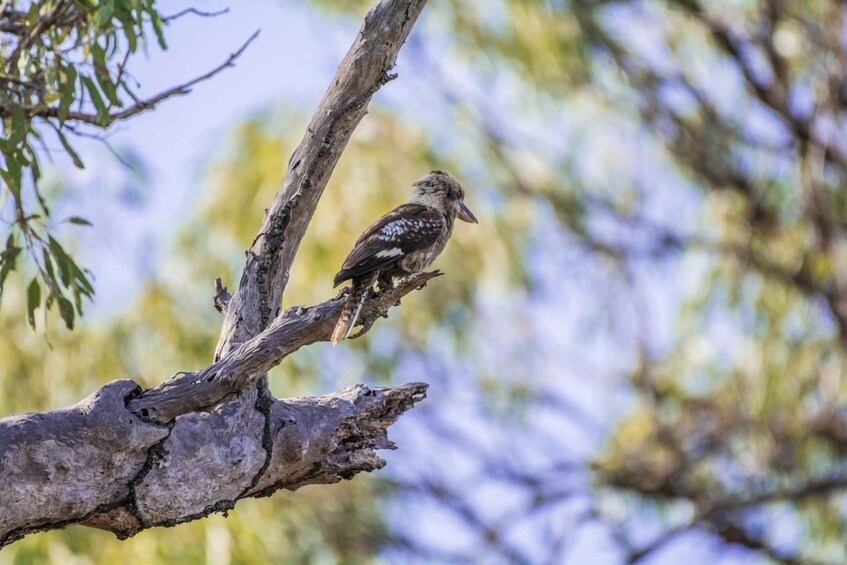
0 0 170 329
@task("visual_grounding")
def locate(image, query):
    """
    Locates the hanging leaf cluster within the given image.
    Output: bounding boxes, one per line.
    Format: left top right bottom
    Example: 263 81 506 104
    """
0 1 201 329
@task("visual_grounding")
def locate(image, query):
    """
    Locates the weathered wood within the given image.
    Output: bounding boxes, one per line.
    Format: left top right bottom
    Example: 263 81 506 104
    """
129 271 442 424
0 380 427 545
0 0 432 546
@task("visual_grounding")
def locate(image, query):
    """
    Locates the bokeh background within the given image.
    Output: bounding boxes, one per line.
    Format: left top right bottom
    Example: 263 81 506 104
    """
3 0 847 563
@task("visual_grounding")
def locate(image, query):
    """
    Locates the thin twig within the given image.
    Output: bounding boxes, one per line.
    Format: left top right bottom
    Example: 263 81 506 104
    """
162 7 230 22
12 30 260 126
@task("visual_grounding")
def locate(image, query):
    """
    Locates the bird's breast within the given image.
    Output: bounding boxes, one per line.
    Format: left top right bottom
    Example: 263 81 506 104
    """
399 231 450 274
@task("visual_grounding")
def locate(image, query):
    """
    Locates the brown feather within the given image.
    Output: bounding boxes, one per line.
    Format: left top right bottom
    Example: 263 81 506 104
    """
330 272 377 345
333 204 445 287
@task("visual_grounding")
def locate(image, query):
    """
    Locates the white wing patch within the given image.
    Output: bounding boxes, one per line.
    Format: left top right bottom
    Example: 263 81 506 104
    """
381 219 409 237
375 248 403 258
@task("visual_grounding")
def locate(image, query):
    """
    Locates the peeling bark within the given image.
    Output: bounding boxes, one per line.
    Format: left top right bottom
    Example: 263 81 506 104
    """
0 0 431 546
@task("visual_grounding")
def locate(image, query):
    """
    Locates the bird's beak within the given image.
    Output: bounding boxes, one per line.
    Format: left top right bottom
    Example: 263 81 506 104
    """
457 201 478 224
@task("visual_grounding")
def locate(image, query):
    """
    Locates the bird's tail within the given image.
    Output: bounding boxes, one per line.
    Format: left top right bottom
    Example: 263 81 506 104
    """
331 273 376 345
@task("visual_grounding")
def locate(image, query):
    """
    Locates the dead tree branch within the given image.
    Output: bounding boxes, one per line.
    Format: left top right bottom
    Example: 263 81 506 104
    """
129 271 442 424
1 379 427 546
0 0 431 546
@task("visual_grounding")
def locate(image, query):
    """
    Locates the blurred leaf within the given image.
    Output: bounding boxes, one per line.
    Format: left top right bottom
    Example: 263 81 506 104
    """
48 236 72 288
10 105 26 146
95 0 116 28
66 216 92 226
26 277 40 329
93 42 120 105
58 65 77 122
149 12 167 49
55 127 85 169
81 76 109 125
57 295 74 330
0 234 21 306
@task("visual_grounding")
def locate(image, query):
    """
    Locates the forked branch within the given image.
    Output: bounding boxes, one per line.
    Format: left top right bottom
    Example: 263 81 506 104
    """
0 0 432 546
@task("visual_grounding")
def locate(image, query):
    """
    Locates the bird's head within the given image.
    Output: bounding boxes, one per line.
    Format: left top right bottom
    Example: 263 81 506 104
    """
408 170 478 224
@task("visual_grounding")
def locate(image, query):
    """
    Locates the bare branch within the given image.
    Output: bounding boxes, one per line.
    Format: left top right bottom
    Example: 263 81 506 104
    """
213 277 231 313
162 7 230 22
129 271 442 424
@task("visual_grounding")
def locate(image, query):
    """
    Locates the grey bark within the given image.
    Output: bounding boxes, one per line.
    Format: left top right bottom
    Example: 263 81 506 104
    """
0 0 431 547
1 380 426 546
130 271 441 424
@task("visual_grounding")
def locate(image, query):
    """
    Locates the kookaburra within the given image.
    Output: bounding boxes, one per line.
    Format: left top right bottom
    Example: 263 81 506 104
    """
330 170 478 344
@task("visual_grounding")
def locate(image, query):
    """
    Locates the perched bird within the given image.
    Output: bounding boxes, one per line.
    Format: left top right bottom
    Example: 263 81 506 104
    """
330 170 478 345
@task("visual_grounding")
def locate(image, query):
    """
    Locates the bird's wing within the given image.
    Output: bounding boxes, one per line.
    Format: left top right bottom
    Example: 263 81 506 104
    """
334 204 445 286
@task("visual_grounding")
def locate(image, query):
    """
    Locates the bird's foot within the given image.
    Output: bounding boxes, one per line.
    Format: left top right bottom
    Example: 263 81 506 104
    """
335 286 351 301
376 275 396 294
